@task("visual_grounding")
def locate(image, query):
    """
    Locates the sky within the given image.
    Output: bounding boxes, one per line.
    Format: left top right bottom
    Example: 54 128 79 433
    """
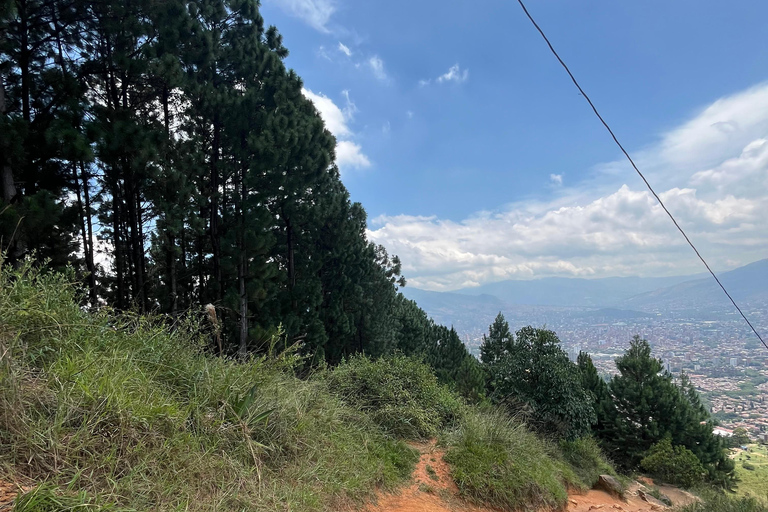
260 0 768 290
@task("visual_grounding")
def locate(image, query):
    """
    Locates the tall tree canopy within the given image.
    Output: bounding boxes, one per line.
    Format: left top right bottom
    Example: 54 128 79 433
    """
0 0 428 366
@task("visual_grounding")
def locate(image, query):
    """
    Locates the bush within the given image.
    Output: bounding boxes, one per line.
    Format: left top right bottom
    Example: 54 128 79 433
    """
640 437 706 488
325 354 465 439
559 437 616 488
443 408 579 510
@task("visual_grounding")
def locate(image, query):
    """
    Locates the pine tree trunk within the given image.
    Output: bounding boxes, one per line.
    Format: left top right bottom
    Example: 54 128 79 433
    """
113 188 125 309
210 116 222 301
0 75 15 203
73 164 97 305
81 163 97 306
238 166 248 357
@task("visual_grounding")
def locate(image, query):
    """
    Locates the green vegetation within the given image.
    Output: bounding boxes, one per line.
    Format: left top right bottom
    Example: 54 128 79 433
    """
640 437 706 488
582 336 734 487
325 354 464 439
2 263 619 511
443 409 581 511
559 437 616 488
0 264 417 511
733 444 768 501
481 323 596 440
678 491 768 512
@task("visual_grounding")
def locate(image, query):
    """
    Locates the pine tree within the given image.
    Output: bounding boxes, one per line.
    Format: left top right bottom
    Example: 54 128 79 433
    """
606 336 734 486
480 312 513 365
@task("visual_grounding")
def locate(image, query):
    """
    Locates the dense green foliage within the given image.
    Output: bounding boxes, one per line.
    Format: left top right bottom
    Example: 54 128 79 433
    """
0 0 486 394
640 437 706 488
595 337 734 487
480 321 596 440
324 354 464 439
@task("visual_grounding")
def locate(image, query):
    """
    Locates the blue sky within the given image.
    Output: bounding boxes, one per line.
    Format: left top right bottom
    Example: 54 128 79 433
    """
261 0 768 290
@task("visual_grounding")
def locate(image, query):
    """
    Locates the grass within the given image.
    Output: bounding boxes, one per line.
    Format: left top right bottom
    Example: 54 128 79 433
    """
559 437 616 488
0 261 417 511
732 444 768 502
324 353 465 439
0 260 621 512
442 407 583 511
677 490 768 512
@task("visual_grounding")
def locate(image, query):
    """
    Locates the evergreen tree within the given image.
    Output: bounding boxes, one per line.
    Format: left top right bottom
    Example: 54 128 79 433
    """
605 336 734 486
577 351 616 441
479 312 513 365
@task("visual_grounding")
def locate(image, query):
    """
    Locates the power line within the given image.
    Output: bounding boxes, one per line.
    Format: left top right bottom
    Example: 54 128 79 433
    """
514 0 767 350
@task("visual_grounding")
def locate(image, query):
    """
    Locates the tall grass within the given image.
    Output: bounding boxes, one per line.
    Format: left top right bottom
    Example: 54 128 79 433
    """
0 260 622 512
677 492 768 512
0 261 417 511
443 408 581 511
324 354 465 439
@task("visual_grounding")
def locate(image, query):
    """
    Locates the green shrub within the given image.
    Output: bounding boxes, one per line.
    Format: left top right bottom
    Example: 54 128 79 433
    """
559 437 616 487
742 461 756 471
443 408 578 510
325 354 465 439
640 437 706 488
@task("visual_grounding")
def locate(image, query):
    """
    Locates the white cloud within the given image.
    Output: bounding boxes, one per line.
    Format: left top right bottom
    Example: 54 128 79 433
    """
338 42 352 56
337 140 371 169
419 64 469 87
268 0 335 32
437 64 469 84
301 88 351 138
301 88 371 172
368 83 768 290
368 56 388 82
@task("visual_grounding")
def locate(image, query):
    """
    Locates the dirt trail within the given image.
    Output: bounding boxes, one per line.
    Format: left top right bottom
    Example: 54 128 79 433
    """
0 479 32 511
363 440 494 512
363 441 699 512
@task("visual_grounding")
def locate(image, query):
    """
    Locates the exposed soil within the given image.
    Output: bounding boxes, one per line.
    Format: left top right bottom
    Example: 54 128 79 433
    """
364 441 700 512
363 440 496 512
0 478 32 511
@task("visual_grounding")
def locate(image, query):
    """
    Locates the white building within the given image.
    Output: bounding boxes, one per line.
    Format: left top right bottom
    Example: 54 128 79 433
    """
713 427 733 437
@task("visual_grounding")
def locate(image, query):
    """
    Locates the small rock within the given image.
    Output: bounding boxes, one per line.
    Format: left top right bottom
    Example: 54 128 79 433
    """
639 490 668 508
595 474 624 500
570 499 579 506
588 505 604 510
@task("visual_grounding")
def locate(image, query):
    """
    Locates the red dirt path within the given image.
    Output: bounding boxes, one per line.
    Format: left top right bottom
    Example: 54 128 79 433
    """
363 441 699 512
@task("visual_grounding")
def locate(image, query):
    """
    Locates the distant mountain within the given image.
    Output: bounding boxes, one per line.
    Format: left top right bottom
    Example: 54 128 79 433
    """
400 259 766 337
454 274 703 308
622 259 768 312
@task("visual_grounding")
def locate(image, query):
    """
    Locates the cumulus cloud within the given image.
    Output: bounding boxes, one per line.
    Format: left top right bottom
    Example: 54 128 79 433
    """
337 140 371 169
301 88 371 172
301 88 351 137
368 83 768 290
268 0 335 32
